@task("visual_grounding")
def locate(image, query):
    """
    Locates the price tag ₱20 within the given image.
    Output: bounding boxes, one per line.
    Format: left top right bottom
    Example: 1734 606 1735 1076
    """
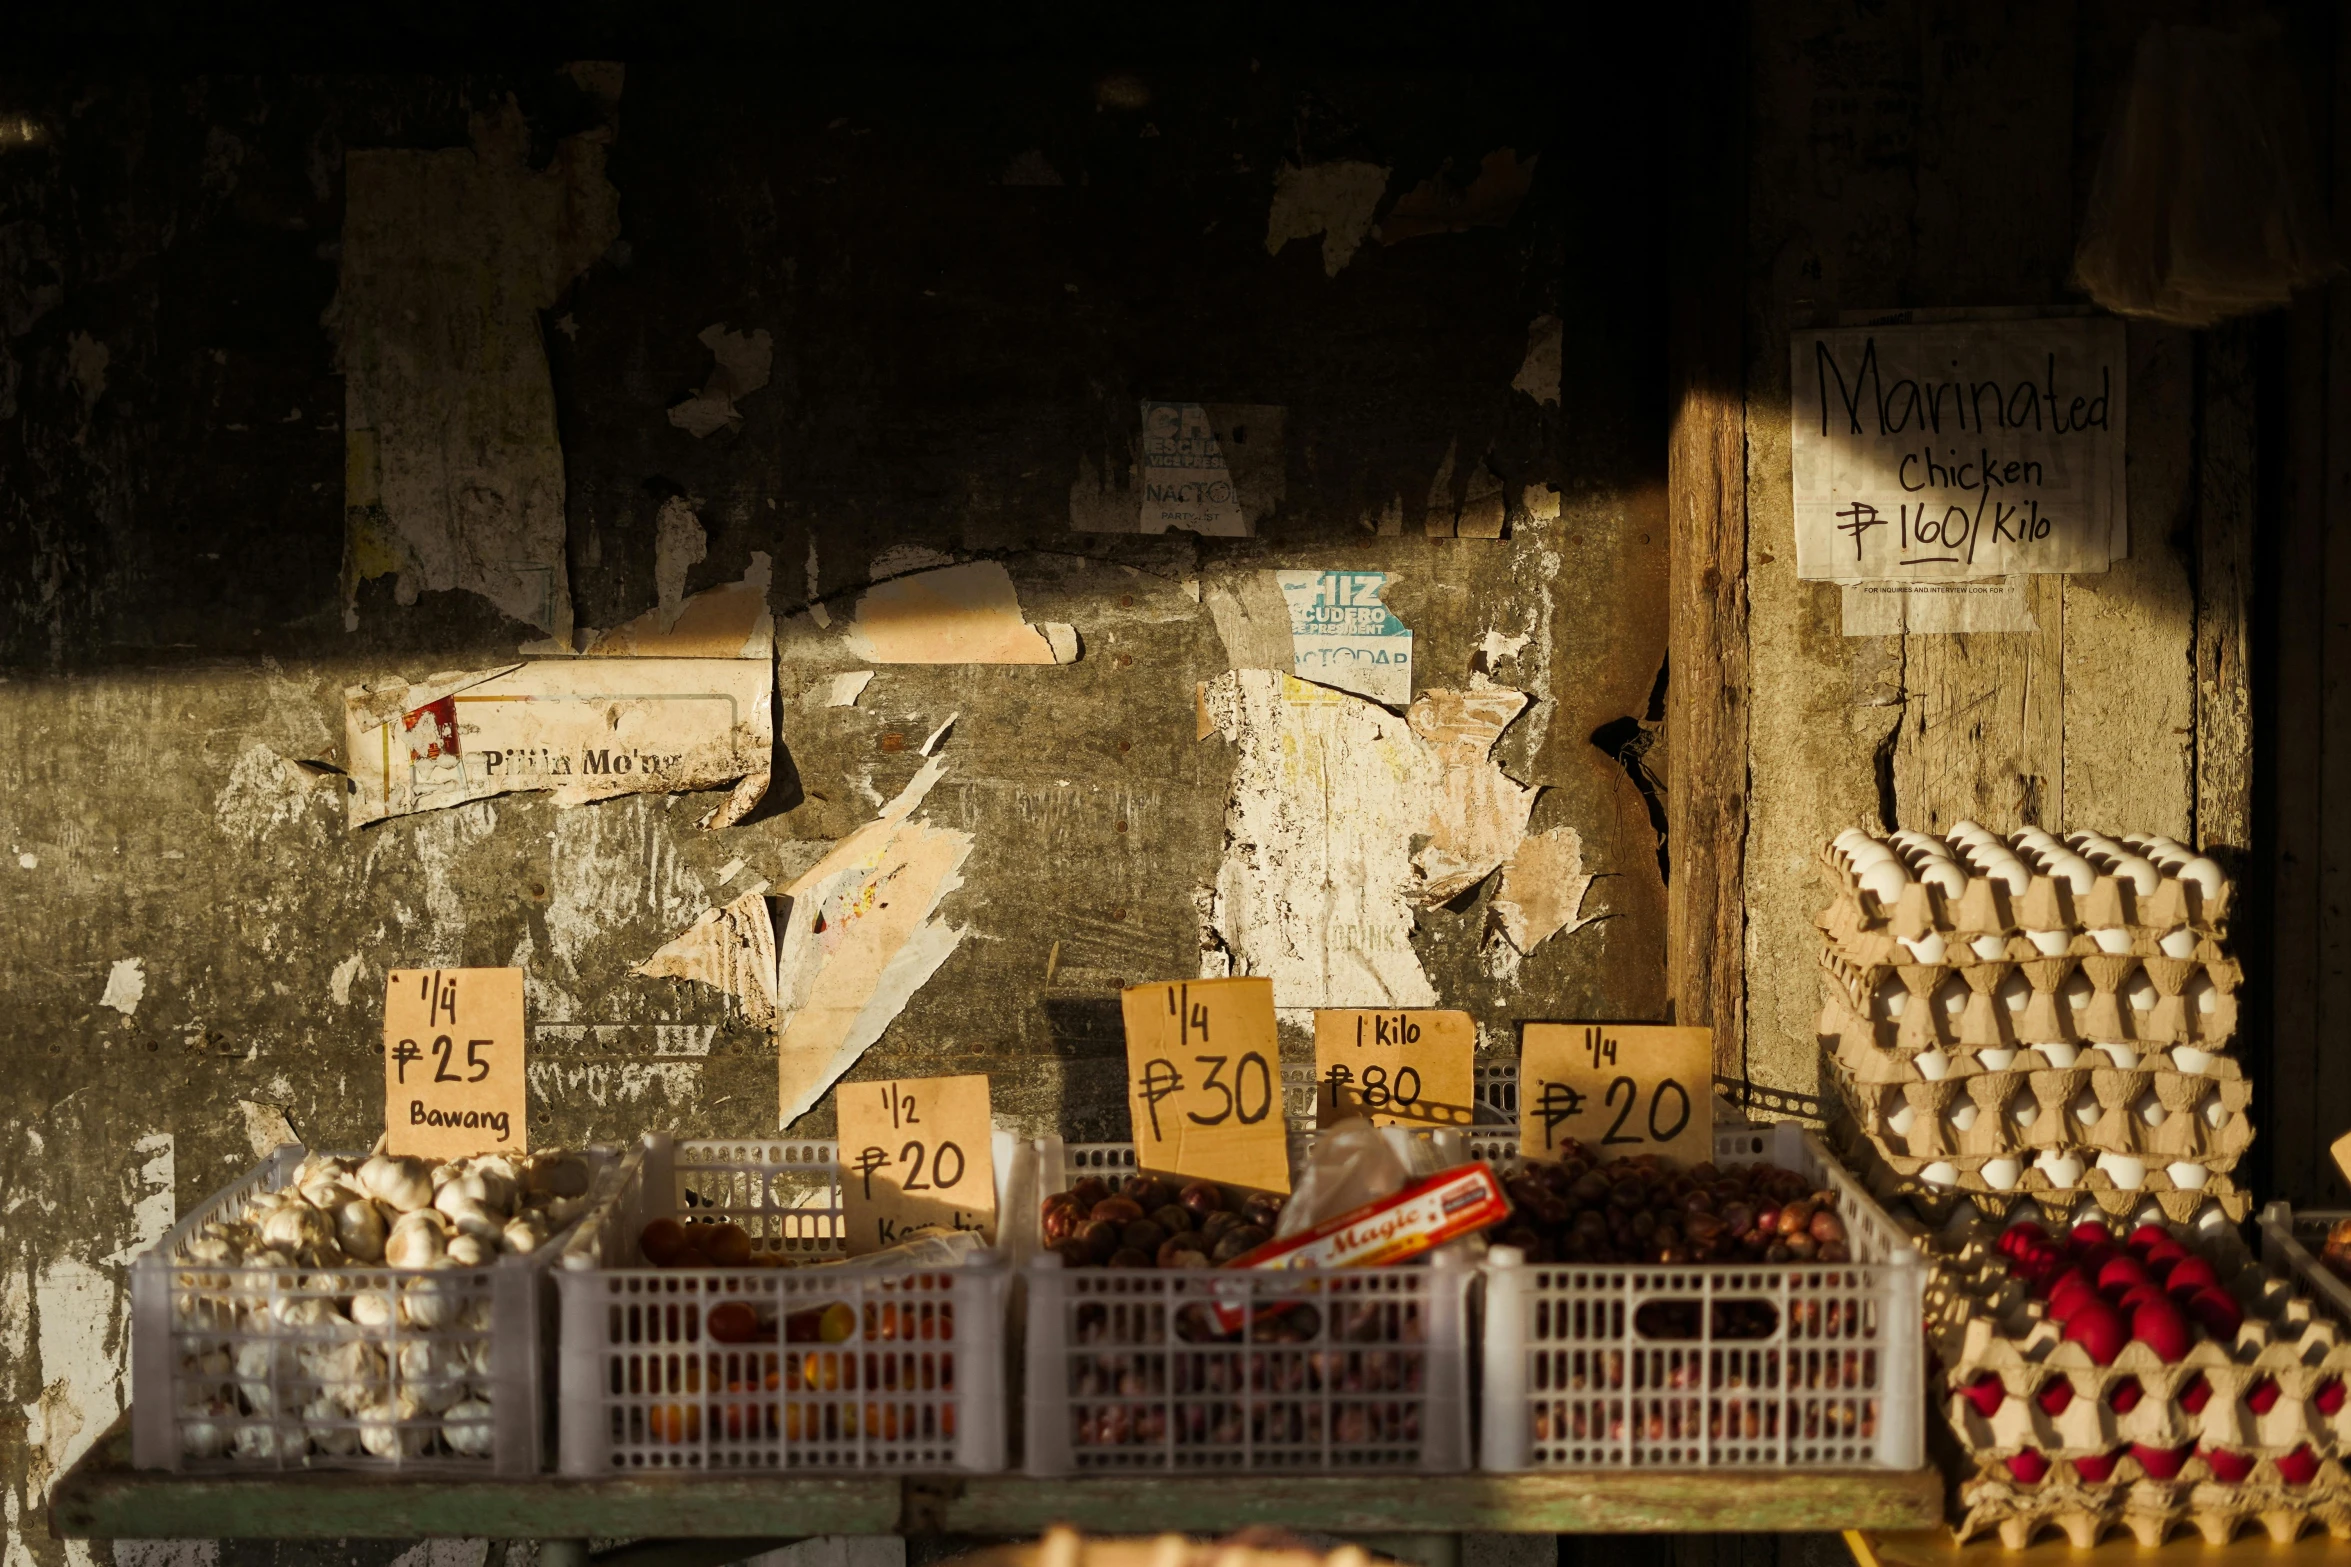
836 1073 997 1255
1520 1023 1712 1167
383 968 527 1159
1121 977 1291 1194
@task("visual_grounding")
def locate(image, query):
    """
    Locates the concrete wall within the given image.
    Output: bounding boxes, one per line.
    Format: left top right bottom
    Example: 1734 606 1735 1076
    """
0 54 1670 1563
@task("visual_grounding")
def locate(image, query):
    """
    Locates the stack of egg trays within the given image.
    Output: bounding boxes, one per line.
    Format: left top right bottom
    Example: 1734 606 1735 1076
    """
1929 1206 2351 1546
1815 835 2249 1221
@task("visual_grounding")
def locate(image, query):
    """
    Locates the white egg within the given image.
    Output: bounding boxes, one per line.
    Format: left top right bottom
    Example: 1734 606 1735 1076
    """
1978 1048 2018 1071
1916 1048 1952 1082
2167 1162 2211 1191
2071 1087 2102 1126
1847 840 1896 869
1870 974 1909 1022
1919 862 1968 898
1833 828 1870 851
1920 1161 1960 1189
1900 931 1950 964
2194 1205 2233 1237
2033 1042 2079 1068
1980 1158 2023 1191
1985 857 2033 894
2201 1092 2229 1130
2008 1093 2039 1129
2092 1042 2138 1069
2132 1088 2166 1128
2112 855 2161 895
1947 1101 1979 1132
2048 855 2098 894
2012 827 2057 852
2122 972 2158 1014
2158 928 2199 959
1971 934 2010 960
1859 861 1910 904
1935 974 1970 1019
2059 971 2096 1013
2089 927 2134 955
2179 857 2226 898
1998 970 2033 1014
1886 1099 1918 1139
2170 1045 2213 1075
2035 1150 2085 1188
2186 972 2218 1014
2095 1152 2147 1190
2027 929 2071 956
1949 818 1988 844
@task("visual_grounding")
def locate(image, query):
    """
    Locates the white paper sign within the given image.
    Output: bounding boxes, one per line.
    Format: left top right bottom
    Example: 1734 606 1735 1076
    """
1791 318 2126 581
1276 569 1411 705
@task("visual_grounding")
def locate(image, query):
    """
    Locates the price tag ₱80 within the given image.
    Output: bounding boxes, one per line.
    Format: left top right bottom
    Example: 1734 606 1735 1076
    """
383 968 527 1159
1121 977 1291 1194
1520 1023 1712 1167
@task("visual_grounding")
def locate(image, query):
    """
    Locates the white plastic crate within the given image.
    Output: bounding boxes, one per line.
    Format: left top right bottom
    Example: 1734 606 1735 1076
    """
129 1143 614 1475
554 1132 1010 1475
2257 1203 2351 1324
1022 1135 1473 1475
1479 1121 1924 1471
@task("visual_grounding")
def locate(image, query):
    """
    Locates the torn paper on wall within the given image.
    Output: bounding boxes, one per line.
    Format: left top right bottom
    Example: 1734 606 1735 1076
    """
1276 569 1412 705
776 758 974 1125
842 560 1079 663
1409 677 1537 903
343 657 771 828
637 883 778 1025
339 99 620 640
1069 402 1286 535
583 551 774 659
1380 149 1537 243
1198 671 1546 1007
1264 160 1391 277
1840 577 2039 635
667 322 773 438
825 671 875 707
1491 826 1600 952
1513 314 1562 405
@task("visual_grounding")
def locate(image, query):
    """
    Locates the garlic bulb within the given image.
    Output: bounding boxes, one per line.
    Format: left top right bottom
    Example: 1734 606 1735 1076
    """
502 1216 547 1255
436 1196 501 1245
357 1391 428 1459
181 1403 233 1459
260 1202 335 1256
398 1339 469 1414
302 1392 362 1457
443 1396 496 1458
359 1154 435 1214
335 1198 388 1264
350 1288 398 1331
384 1212 447 1270
232 1422 287 1461
446 1234 493 1268
401 1272 460 1329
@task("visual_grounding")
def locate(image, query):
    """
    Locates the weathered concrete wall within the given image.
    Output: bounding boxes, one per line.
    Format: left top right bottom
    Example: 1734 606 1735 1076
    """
0 58 1668 1562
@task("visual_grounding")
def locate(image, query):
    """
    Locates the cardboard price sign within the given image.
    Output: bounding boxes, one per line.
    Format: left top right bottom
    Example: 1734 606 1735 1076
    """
1520 1023 1712 1166
1314 1009 1476 1128
383 968 527 1159
1121 977 1291 1194
2329 1130 2351 1192
836 1073 997 1255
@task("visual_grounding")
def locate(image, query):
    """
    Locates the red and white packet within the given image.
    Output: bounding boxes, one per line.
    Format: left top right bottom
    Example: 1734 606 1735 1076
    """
1206 1162 1507 1328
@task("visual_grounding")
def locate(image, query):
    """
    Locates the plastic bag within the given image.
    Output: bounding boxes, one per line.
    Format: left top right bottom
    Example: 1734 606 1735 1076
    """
2075 24 2338 326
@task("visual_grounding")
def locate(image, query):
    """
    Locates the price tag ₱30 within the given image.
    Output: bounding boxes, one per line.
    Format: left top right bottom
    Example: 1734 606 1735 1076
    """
1121 977 1291 1194
1520 1023 1712 1167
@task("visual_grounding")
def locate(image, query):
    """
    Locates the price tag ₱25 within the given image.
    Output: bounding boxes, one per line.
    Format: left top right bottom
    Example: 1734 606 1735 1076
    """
836 1073 997 1255
1520 1023 1712 1167
383 968 527 1160
1121 977 1291 1194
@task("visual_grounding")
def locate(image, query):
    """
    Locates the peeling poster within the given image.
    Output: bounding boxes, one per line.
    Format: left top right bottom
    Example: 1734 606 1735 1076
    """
842 561 1078 664
343 658 771 828
1070 402 1286 536
1276 569 1412 706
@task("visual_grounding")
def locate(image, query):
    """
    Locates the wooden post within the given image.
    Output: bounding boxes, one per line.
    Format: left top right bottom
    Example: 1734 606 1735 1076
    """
1667 9 1751 1078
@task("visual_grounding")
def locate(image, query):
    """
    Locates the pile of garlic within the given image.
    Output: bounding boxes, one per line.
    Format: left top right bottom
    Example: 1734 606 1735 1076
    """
170 1146 594 1463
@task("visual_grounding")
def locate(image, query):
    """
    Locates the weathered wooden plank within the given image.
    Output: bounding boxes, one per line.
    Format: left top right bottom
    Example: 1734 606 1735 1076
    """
2316 7 2351 1210
1667 0 1751 1076
2194 321 2258 857
922 1470 1946 1538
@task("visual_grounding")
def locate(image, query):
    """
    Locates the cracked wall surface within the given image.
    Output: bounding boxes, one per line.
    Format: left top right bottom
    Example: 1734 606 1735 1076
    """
0 52 1668 1564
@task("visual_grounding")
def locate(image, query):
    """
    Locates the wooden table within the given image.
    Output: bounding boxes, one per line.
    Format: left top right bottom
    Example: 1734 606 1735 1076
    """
51 1416 1944 1550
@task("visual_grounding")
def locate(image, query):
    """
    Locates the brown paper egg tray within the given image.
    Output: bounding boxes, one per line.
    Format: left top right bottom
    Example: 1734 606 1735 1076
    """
1954 1458 2351 1546
1817 947 2241 1055
1816 845 2232 946
1823 1055 2253 1223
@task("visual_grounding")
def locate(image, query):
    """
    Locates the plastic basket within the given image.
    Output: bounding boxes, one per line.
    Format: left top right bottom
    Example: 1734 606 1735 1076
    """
1022 1134 1474 1475
1479 1121 1925 1471
2257 1203 2351 1329
553 1132 1010 1475
129 1144 614 1475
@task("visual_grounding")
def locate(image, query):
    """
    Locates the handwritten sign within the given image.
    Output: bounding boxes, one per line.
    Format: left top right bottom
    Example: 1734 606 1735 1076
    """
383 969 526 1159
2329 1129 2351 1193
1791 317 2126 581
1520 1024 1712 1167
836 1074 997 1255
1121 977 1291 1193
1314 1009 1475 1128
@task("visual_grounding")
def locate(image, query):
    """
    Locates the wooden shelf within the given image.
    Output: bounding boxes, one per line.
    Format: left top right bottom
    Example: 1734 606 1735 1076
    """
50 1417 1944 1541
1848 1526 2351 1567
